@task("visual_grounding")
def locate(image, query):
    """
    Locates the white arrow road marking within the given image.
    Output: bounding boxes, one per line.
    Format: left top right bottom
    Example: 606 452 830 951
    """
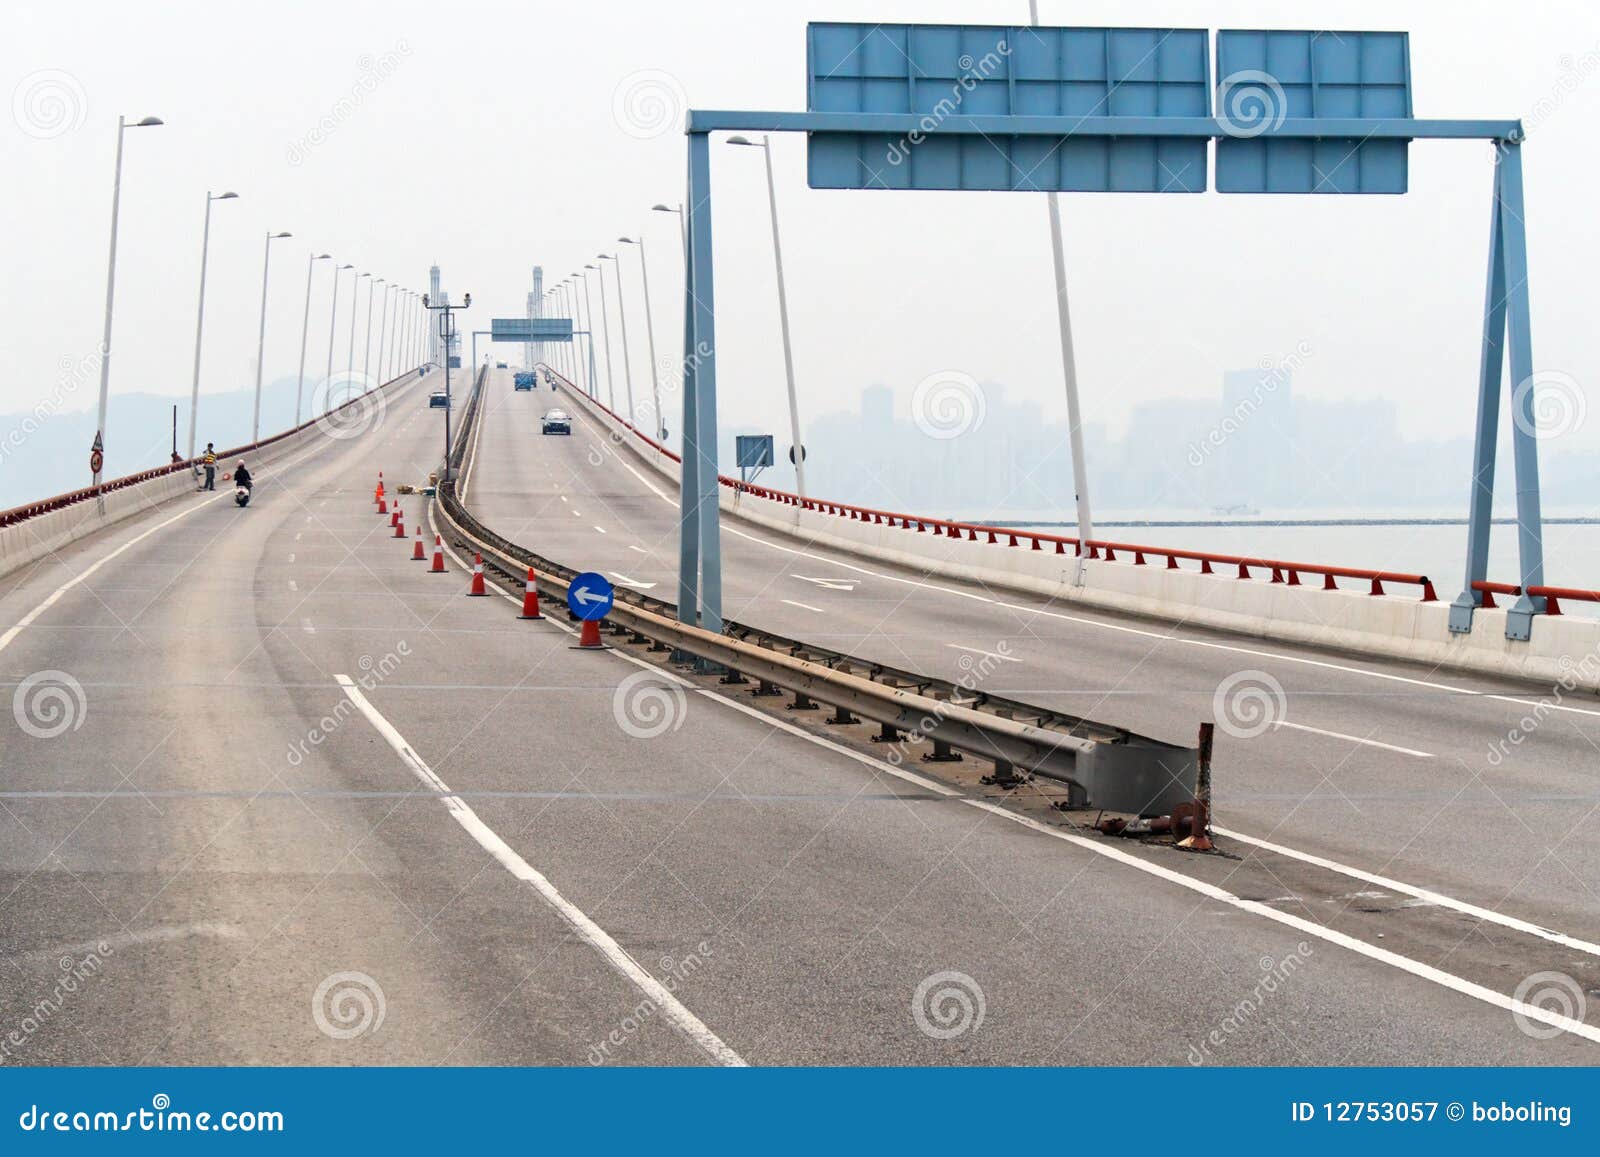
608 573 656 590
791 573 857 591
945 643 1021 664
781 599 824 613
334 674 745 1066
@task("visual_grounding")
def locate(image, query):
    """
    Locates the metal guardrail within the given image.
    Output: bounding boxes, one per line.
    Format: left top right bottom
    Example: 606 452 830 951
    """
558 362 1600 614
435 367 1200 818
0 366 428 529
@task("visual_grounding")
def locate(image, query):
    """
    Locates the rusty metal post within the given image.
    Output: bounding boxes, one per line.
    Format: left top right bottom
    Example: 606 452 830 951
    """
1178 721 1214 851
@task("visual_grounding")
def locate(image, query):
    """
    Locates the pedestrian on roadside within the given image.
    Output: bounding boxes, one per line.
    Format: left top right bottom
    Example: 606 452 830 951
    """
201 443 217 491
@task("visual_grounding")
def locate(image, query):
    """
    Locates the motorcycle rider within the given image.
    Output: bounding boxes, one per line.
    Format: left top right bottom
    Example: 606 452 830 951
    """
233 461 252 491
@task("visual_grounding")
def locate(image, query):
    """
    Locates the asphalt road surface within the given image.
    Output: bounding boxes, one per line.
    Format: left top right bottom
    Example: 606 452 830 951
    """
0 367 1593 1065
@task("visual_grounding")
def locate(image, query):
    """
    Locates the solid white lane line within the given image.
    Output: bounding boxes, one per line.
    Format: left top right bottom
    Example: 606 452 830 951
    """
334 673 746 1067
1214 825 1600 958
1272 720 1433 758
946 643 1022 664
781 599 824 613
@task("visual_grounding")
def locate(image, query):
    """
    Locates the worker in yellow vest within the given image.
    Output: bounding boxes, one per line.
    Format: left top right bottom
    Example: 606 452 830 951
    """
201 444 217 492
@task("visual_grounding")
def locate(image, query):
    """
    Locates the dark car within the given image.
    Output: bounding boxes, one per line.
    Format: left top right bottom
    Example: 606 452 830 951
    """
540 409 571 435
429 390 449 409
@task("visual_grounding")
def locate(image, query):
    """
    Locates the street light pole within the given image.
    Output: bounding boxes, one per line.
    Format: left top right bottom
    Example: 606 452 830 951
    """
93 113 163 488
728 134 806 497
587 262 616 410
187 189 238 460
347 272 369 389
294 251 332 427
376 282 394 384
324 263 352 415
363 277 383 389
620 236 663 439
597 253 635 424
251 229 293 442
651 202 687 259
423 292 471 476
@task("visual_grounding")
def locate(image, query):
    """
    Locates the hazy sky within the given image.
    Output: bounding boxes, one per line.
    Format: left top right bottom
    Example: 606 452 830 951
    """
6 0 1600 463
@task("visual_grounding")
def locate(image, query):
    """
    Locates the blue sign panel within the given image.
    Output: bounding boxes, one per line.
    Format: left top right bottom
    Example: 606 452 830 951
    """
491 318 574 343
806 22 1211 193
735 434 774 469
1214 30 1412 194
566 571 614 621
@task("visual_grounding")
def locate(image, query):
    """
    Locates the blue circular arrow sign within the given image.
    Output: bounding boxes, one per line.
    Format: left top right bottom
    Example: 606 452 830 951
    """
566 571 614 621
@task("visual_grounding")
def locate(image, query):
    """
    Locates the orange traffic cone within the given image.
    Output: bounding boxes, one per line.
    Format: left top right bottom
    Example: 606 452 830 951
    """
467 553 488 596
411 526 426 560
517 568 543 619
577 620 603 648
430 535 446 573
392 509 406 538
374 472 385 503
377 496 388 515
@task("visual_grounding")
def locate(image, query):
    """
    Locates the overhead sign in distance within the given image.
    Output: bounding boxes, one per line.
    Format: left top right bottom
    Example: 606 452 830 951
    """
490 318 574 343
735 434 774 469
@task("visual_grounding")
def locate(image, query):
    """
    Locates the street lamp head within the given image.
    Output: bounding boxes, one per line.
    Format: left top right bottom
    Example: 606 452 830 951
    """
315 252 331 260
422 293 430 306
651 203 677 213
584 263 598 270
271 231 291 239
339 263 352 270
215 191 239 201
133 116 164 127
463 293 471 307
596 253 614 261
618 236 638 244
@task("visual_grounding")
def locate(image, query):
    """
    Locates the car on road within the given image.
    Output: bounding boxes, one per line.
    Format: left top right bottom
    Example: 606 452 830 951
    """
429 390 449 409
496 361 507 369
513 371 537 391
540 409 571 435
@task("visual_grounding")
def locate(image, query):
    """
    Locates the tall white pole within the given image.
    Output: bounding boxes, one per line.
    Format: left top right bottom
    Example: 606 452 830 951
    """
347 272 366 387
376 282 393 384
187 191 231 460
757 137 806 497
626 239 663 438
325 265 346 414
295 252 327 427
251 231 289 443
593 265 616 409
363 277 382 389
602 256 635 423
1028 0 1093 576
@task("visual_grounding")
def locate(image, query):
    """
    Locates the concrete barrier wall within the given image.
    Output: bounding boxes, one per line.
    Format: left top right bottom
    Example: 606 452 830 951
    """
558 373 1600 693
0 370 425 584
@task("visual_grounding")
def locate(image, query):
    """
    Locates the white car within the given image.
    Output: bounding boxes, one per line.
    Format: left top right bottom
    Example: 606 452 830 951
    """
540 409 571 435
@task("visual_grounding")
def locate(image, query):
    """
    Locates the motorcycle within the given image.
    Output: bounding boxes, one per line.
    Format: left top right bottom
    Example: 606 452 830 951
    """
234 481 252 507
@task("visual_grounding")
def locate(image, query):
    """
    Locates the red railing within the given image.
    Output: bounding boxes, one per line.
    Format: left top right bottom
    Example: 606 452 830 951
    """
0 367 423 530
546 365 1600 613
